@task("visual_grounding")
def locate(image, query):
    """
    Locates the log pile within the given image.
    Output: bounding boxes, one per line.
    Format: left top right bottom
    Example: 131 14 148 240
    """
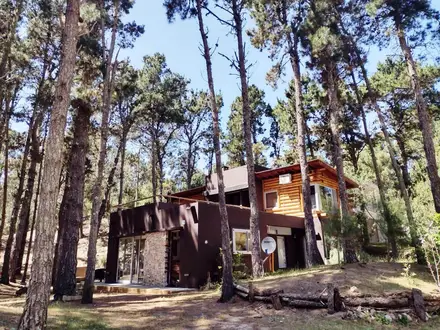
233 282 440 322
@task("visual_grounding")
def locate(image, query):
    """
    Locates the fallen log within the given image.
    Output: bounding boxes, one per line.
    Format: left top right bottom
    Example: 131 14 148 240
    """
254 295 272 302
254 288 284 296
233 283 249 294
235 291 248 300
286 299 326 309
412 288 427 322
328 283 335 314
271 294 283 310
279 293 328 302
343 297 409 309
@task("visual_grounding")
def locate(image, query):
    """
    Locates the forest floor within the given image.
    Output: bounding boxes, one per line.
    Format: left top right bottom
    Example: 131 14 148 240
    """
1 262 440 329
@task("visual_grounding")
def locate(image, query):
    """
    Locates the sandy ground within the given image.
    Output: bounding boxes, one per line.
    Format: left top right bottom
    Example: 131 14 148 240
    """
249 262 439 297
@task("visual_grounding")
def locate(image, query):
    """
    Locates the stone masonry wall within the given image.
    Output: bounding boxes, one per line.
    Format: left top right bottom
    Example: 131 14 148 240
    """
143 231 168 287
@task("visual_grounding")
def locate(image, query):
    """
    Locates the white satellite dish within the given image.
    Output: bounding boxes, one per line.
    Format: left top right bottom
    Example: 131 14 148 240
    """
261 236 276 254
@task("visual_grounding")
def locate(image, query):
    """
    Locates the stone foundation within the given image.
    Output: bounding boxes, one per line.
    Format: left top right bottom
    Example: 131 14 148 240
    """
143 231 168 287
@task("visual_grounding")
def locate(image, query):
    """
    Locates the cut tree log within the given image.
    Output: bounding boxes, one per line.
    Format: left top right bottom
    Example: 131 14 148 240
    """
254 295 272 302
254 288 284 296
249 282 254 303
344 297 409 308
271 294 283 310
235 291 248 300
280 293 328 302
328 283 335 314
411 288 427 322
233 283 249 294
286 299 326 308
334 287 343 312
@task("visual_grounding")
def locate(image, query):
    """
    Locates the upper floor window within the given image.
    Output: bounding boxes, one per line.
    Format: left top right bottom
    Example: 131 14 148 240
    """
309 184 338 211
319 186 338 211
232 228 251 254
264 190 278 209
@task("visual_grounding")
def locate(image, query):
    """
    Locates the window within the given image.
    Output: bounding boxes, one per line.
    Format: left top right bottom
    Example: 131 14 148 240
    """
307 184 338 212
319 186 338 211
310 185 317 209
264 191 278 209
232 229 251 253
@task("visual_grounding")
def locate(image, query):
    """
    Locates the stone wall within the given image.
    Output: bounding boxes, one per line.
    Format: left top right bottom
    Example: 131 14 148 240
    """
143 231 168 287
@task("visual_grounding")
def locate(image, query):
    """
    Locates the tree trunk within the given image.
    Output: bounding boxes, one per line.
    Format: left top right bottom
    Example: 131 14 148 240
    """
232 0 264 277
54 100 91 299
151 138 157 203
10 48 50 279
350 70 397 258
348 40 423 264
82 0 120 304
196 0 233 302
325 60 358 264
21 135 45 285
98 139 122 224
396 134 412 196
1 113 38 284
18 0 80 327
118 132 127 205
287 25 323 267
0 93 10 249
10 113 44 281
395 16 440 214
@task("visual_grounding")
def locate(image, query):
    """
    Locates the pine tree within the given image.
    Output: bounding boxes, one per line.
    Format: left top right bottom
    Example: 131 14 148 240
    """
18 0 80 327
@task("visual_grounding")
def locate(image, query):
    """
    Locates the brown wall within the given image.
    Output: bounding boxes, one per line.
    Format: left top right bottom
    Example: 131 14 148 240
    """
106 201 305 288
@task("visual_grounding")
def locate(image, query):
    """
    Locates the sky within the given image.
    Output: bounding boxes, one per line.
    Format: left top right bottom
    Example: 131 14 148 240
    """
119 1 392 130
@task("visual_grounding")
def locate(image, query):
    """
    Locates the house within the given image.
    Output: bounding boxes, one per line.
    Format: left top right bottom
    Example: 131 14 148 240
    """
105 159 358 288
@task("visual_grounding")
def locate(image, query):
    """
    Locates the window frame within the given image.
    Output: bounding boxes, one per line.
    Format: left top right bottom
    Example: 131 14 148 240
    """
264 190 279 210
232 228 251 254
314 184 338 211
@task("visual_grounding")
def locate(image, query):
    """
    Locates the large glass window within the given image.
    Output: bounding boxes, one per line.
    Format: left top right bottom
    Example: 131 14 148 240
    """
232 229 251 254
310 185 317 209
308 185 338 211
264 191 278 209
319 186 338 211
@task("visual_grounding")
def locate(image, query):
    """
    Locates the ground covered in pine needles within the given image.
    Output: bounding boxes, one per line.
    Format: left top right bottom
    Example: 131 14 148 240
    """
0 262 439 329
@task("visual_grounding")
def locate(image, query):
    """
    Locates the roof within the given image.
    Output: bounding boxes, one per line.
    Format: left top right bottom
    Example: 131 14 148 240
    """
170 185 206 197
255 159 359 189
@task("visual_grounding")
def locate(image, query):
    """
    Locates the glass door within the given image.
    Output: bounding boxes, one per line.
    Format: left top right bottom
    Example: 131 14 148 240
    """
118 236 145 284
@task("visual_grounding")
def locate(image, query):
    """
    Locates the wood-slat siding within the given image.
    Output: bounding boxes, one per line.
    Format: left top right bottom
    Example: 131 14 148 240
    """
262 170 340 217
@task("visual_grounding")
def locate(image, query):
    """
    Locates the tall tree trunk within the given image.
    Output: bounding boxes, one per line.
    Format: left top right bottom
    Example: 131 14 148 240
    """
186 140 193 190
82 0 120 304
196 0 233 301
118 132 127 205
99 140 122 222
18 0 80 327
10 47 51 279
21 131 46 285
1 113 37 284
0 93 10 249
325 60 358 264
395 134 412 196
350 70 397 258
54 100 91 299
151 138 157 203
287 29 323 267
347 40 423 264
9 113 44 282
231 0 264 277
394 15 440 213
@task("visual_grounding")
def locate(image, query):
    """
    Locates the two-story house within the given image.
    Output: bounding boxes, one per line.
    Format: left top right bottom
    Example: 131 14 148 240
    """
104 159 357 288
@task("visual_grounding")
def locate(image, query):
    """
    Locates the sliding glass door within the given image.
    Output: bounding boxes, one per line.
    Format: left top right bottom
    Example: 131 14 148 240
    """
117 236 145 284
